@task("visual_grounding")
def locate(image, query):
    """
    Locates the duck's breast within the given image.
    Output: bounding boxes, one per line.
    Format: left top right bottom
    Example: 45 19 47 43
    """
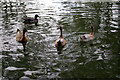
16 32 23 42
23 36 28 43
55 38 66 47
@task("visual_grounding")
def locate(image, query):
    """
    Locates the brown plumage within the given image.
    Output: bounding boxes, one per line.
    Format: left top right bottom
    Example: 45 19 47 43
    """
80 24 94 41
16 28 28 51
55 26 66 51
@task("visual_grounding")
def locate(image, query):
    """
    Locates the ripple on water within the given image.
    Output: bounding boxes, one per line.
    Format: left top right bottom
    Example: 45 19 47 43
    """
5 66 26 71
9 53 24 60
96 54 103 60
24 70 39 76
1 0 119 79
110 30 117 32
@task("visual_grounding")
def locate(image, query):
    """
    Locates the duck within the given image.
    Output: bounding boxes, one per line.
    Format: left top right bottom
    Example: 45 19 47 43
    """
55 26 66 51
23 14 40 25
80 24 94 41
16 28 28 51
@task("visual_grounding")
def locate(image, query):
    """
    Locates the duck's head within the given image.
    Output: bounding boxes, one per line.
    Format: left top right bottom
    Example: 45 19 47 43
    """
17 29 20 32
57 26 62 30
35 14 40 19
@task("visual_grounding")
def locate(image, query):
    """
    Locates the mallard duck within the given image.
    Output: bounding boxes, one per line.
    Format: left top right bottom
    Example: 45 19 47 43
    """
16 28 28 51
23 14 40 25
80 24 94 41
55 26 66 51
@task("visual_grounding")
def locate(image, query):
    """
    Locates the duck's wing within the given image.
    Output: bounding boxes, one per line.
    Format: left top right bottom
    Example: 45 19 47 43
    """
80 34 94 41
84 34 91 38
23 36 28 43
23 17 35 23
80 34 93 41
80 34 89 39
61 38 66 46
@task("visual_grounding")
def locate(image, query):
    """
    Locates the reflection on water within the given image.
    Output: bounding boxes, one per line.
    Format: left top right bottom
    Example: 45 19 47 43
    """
1 0 120 79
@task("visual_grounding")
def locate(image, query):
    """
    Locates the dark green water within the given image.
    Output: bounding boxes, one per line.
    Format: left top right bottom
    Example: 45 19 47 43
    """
0 0 120 79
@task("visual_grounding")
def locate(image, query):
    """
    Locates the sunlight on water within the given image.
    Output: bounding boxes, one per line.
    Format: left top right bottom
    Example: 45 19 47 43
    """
0 38 2 51
1 0 120 79
1 0 119 2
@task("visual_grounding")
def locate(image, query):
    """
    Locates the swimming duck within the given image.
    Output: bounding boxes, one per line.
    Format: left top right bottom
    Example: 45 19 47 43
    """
55 26 66 51
80 24 94 41
23 14 40 25
16 28 28 51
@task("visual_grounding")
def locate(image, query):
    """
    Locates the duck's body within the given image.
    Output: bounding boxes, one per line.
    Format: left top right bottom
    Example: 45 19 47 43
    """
23 14 39 25
55 36 66 47
24 17 38 23
16 28 28 51
80 24 94 41
55 26 66 51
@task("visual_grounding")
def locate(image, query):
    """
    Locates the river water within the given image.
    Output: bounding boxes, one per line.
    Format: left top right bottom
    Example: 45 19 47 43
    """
0 0 120 79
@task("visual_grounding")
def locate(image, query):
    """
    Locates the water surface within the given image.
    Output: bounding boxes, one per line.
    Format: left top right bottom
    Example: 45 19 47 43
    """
1 0 120 79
